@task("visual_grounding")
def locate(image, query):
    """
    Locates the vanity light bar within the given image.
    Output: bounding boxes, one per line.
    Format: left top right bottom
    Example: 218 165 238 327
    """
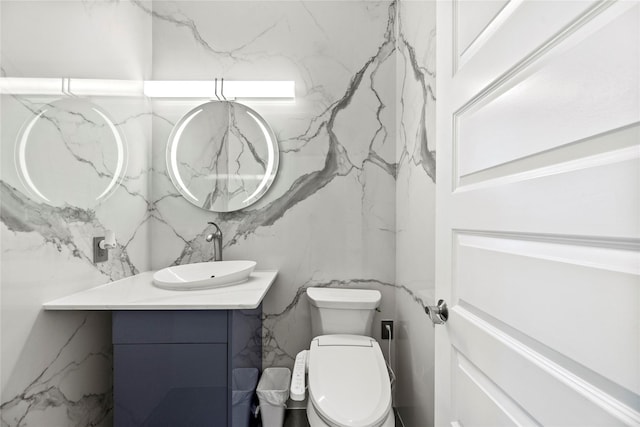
0 78 295 99
0 78 64 95
143 80 295 99
0 78 144 97
65 79 144 97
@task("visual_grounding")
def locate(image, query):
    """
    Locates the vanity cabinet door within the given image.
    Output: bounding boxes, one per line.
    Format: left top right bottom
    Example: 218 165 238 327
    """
112 310 230 426
114 343 227 427
114 344 227 427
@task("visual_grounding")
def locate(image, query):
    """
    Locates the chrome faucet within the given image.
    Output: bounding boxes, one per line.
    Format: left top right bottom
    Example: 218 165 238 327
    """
205 221 223 261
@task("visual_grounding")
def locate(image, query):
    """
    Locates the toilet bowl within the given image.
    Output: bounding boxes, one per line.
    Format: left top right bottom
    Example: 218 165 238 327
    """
305 335 394 427
290 287 394 427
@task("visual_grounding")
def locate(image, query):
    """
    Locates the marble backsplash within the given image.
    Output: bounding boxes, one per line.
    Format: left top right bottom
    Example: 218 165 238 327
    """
0 1 434 426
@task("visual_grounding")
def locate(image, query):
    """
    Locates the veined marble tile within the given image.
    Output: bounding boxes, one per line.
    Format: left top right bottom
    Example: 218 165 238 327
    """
146 0 398 369
0 312 113 427
1 1 437 426
0 1 151 80
395 1 437 426
1 1 151 425
0 97 151 424
0 95 152 280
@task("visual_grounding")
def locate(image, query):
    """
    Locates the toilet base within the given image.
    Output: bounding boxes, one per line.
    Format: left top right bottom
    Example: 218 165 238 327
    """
306 401 395 427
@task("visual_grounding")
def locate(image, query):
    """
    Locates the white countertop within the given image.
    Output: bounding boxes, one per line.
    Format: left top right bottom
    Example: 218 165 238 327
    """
43 270 278 310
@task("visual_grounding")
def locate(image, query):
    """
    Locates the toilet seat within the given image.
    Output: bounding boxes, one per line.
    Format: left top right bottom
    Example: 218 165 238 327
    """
308 335 392 427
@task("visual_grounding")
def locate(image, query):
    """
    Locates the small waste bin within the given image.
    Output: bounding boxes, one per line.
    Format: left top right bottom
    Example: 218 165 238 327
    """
256 367 291 427
232 368 259 427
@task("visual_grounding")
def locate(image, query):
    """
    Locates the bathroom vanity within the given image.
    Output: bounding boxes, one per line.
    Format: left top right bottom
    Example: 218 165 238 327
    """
44 270 277 427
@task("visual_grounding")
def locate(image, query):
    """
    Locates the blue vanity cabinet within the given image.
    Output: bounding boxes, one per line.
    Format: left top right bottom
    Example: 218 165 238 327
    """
112 307 262 427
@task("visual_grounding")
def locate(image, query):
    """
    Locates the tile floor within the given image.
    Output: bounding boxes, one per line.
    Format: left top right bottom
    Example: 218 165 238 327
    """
283 408 310 427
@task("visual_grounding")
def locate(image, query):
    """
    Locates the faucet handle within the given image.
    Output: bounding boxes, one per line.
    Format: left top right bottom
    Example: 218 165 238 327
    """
207 221 222 237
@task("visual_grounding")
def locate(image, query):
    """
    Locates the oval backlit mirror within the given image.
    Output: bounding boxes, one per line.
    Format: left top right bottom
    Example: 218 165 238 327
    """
166 101 279 212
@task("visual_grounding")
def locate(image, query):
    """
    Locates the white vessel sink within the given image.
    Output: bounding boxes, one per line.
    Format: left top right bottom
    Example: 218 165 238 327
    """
152 260 257 291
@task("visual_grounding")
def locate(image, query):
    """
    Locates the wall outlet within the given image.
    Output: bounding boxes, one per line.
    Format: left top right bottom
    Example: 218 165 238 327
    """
93 237 108 263
381 320 393 340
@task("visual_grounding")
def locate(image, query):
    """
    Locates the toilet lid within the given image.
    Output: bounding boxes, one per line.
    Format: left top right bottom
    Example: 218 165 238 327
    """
308 335 391 427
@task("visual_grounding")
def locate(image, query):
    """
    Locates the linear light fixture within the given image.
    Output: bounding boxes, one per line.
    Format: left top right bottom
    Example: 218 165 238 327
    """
0 78 67 96
65 79 144 97
0 78 295 99
143 80 295 99
0 77 144 97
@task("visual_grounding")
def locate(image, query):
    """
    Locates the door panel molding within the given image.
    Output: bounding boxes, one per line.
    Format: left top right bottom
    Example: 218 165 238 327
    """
454 350 541 426
452 0 616 100
453 232 639 393
457 124 640 190
452 307 640 425
453 2 639 179
453 0 514 70
452 155 640 239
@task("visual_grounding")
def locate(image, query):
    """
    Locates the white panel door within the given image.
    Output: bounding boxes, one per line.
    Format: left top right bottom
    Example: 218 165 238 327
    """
435 1 640 425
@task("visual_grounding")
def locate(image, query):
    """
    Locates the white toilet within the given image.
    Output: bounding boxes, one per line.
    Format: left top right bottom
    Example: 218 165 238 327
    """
290 287 395 427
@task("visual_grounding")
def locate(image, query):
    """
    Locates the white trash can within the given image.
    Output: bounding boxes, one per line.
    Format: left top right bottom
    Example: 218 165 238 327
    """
256 367 291 427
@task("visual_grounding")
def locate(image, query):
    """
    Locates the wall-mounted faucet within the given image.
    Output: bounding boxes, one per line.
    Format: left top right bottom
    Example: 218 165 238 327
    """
205 222 223 261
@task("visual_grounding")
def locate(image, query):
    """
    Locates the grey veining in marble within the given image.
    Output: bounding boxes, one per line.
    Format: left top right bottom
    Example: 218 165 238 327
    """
395 1 437 425
144 1 400 372
130 0 282 60
397 11 436 183
0 313 113 427
152 0 398 244
1 3 151 425
0 0 437 425
1 182 139 281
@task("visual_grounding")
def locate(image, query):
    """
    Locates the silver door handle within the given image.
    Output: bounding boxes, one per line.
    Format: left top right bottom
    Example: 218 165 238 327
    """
425 299 448 325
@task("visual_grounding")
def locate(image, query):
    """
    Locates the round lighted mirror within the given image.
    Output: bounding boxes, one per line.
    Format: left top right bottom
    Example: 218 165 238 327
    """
15 98 127 208
166 101 279 212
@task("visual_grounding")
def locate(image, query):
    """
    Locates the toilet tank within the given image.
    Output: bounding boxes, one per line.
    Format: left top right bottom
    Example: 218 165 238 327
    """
306 287 381 338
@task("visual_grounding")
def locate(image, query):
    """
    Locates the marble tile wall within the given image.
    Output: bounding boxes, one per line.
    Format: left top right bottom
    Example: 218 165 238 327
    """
145 0 398 368
0 2 152 425
395 0 436 425
0 1 436 426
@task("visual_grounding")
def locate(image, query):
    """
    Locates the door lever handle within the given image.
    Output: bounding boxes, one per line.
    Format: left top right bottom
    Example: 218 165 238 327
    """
425 299 448 325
